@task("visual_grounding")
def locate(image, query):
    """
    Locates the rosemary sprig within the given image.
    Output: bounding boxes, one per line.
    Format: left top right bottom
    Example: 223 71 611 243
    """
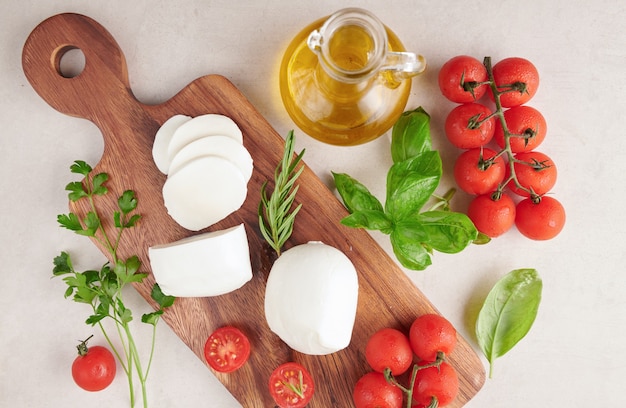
258 130 305 256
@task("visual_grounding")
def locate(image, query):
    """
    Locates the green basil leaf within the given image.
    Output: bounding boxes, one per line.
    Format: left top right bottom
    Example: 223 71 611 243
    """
340 210 392 233
389 220 432 270
386 151 442 220
476 268 542 378
416 211 478 253
332 172 384 214
390 107 431 163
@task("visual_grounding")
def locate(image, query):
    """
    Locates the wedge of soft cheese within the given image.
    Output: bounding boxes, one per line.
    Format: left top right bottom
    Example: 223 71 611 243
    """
264 241 359 355
149 224 252 297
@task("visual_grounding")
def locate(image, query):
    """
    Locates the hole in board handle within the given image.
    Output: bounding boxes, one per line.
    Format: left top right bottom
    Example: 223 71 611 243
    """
56 46 86 78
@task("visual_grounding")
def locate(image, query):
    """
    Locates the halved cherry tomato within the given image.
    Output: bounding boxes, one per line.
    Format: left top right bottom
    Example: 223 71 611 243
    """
444 102 495 149
438 55 489 103
353 371 403 408
269 362 315 408
493 105 547 152
409 314 457 362
489 57 540 107
71 337 116 392
412 361 459 407
204 326 251 373
365 328 413 376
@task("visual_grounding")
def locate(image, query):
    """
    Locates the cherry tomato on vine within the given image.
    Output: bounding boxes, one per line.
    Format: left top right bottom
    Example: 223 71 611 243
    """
365 328 413 376
444 103 496 149
494 105 547 153
507 151 557 197
489 57 540 107
453 148 506 195
438 55 489 103
467 193 516 238
409 314 457 362
71 337 116 392
412 361 459 407
204 326 251 373
269 362 315 408
353 371 403 408
515 196 566 240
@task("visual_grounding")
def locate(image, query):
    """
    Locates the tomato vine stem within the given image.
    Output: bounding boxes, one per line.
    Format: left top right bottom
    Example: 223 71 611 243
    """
482 56 542 202
384 351 446 408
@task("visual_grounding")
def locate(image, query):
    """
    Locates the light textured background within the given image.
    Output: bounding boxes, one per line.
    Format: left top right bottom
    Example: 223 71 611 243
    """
1 0 625 406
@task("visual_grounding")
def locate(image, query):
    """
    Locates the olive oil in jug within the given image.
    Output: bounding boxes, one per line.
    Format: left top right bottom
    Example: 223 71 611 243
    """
279 8 426 146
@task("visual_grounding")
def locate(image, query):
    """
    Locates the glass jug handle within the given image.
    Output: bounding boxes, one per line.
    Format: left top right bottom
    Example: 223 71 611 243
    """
380 51 427 88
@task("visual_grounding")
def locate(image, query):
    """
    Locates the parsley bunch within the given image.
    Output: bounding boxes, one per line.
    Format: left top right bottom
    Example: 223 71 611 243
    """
52 160 174 408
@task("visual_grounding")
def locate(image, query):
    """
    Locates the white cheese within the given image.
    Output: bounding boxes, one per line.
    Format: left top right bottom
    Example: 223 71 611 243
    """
168 135 253 181
149 224 252 297
167 114 243 164
152 114 192 174
264 241 359 355
162 156 248 231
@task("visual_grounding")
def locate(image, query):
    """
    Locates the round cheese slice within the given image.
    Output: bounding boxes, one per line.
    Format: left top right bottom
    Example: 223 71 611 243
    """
167 114 243 164
152 114 192 174
168 135 253 181
162 156 248 231
264 241 359 355
149 224 252 297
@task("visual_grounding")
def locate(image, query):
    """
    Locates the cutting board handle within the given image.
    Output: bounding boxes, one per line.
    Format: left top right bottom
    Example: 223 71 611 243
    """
22 13 137 124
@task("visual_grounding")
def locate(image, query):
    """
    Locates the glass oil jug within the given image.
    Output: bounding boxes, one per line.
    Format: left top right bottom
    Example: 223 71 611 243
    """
279 8 426 146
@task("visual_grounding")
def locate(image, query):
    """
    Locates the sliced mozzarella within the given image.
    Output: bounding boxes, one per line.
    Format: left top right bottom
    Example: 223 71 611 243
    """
264 241 359 355
149 224 252 297
168 135 253 181
152 114 192 174
167 114 243 164
162 156 248 231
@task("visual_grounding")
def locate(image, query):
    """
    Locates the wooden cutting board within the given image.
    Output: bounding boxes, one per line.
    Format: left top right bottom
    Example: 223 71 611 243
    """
22 13 485 407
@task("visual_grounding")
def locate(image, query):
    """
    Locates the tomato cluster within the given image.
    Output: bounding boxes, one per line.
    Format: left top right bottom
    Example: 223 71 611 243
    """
353 314 460 408
439 55 565 240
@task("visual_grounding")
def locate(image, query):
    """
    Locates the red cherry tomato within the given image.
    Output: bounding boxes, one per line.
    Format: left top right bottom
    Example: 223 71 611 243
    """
489 57 540 107
438 56 489 103
507 151 557 197
353 371 403 408
515 196 566 240
365 328 413 376
467 193 516 238
494 105 547 153
412 361 459 407
453 148 506 195
269 362 315 408
409 314 457 362
204 326 251 373
444 103 496 149
71 337 116 392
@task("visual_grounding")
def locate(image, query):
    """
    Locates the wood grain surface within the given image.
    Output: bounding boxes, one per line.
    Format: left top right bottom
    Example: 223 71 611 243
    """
22 13 485 407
